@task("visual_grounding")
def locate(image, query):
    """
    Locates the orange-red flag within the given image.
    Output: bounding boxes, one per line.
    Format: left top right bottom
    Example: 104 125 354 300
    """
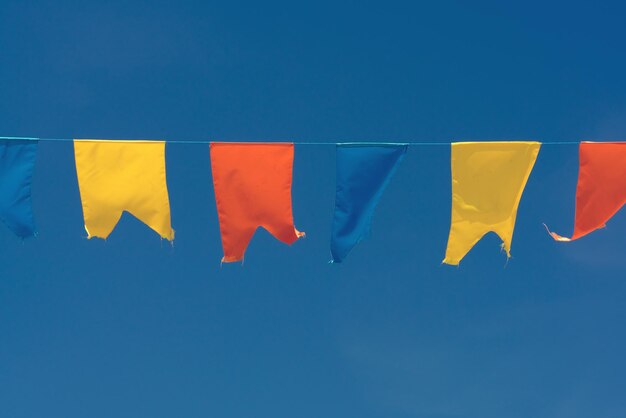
210 143 304 262
549 142 626 241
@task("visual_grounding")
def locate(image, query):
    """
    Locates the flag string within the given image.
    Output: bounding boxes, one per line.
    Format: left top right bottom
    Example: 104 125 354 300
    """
0 136 584 145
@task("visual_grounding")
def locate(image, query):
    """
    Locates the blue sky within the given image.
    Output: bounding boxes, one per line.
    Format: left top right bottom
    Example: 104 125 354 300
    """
2 1 626 417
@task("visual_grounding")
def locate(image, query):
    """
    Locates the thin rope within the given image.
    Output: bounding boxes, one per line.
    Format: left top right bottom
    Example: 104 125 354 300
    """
0 136 583 145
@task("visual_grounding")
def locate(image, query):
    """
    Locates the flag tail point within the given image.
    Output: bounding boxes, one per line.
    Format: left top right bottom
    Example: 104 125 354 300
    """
543 223 572 242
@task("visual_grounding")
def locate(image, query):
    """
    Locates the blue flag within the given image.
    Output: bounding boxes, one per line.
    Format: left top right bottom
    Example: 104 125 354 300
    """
331 144 407 262
0 140 38 237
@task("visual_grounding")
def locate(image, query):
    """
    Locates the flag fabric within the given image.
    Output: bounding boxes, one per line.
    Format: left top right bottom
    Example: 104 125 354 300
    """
74 140 175 240
548 142 626 241
0 139 38 237
210 142 304 262
443 141 541 265
331 144 407 262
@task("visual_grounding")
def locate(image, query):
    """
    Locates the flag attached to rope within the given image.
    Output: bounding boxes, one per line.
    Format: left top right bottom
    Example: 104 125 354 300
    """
0 140 38 237
331 144 407 262
443 141 541 265
548 142 626 241
74 140 174 240
210 142 304 262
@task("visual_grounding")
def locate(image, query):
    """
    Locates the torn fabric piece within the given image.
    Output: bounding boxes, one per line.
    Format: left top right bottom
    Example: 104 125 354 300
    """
0 139 38 237
210 142 304 262
74 140 174 240
331 144 407 262
548 142 626 241
443 141 541 265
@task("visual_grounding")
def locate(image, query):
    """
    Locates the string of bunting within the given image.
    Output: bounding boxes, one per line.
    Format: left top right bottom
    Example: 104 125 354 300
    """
0 136 623 265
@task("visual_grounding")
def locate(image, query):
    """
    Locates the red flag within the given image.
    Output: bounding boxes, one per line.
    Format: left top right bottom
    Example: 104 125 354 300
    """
210 143 304 262
549 142 626 241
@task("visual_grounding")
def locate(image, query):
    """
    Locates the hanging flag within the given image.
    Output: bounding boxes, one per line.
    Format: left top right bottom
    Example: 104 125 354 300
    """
210 142 304 262
330 144 407 262
443 141 541 265
0 139 38 237
74 140 174 240
548 142 626 241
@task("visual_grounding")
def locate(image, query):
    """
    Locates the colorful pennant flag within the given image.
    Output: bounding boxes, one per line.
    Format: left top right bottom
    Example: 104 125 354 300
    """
210 142 304 262
74 140 175 240
548 142 626 241
0 140 38 237
443 141 541 265
330 144 407 262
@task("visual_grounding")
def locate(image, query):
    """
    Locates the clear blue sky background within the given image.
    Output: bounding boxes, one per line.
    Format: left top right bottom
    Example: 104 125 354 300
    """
1 1 626 417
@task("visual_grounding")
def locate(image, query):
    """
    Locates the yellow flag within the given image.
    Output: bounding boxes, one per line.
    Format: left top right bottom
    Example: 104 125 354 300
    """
74 140 174 240
443 141 541 265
